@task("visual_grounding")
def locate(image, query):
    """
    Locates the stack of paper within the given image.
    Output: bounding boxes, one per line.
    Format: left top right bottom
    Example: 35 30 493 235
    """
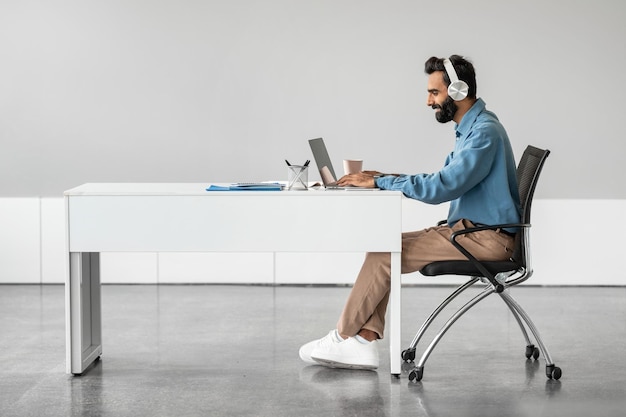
206 183 283 191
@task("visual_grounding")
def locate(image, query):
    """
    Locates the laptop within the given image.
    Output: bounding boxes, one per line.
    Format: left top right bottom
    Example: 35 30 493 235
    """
308 138 378 190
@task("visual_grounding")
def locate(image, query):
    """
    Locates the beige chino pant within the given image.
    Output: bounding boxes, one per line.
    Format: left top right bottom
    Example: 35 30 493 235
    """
337 219 516 340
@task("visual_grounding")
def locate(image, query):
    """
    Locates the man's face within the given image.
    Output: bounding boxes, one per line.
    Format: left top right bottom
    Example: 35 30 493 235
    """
427 71 457 124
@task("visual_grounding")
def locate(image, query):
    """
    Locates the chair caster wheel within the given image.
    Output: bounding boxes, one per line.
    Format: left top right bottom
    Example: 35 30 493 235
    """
525 345 540 360
408 367 423 382
402 348 416 362
546 364 562 380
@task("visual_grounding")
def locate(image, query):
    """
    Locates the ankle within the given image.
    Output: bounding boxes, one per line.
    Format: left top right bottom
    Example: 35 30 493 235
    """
357 329 379 342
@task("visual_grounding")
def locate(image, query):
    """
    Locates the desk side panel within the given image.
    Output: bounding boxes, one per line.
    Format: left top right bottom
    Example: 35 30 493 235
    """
67 194 401 253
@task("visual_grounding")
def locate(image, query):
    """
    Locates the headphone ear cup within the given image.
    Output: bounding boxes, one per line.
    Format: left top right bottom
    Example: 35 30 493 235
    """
443 58 469 101
448 80 469 101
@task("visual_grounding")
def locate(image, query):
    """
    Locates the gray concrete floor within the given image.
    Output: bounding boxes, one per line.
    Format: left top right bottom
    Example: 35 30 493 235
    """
1 284 625 417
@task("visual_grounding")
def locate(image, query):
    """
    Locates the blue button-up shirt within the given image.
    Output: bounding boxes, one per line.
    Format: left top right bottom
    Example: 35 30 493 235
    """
375 98 521 228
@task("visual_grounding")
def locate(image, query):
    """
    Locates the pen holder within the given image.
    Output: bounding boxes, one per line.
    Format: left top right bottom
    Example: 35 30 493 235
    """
287 165 309 190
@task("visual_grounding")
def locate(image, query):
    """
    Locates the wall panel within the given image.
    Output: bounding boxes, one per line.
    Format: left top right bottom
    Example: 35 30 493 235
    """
3 197 620 286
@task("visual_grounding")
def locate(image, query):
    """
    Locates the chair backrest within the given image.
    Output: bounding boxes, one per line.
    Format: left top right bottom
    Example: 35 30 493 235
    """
511 145 550 266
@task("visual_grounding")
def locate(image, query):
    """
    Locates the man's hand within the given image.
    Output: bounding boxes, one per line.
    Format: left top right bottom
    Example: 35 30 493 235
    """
336 171 378 188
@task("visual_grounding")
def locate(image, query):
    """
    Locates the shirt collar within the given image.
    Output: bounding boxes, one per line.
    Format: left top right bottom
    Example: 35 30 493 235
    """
454 98 486 139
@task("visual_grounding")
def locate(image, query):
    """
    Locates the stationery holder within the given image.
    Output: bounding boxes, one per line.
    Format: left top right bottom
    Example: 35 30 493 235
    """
287 165 308 190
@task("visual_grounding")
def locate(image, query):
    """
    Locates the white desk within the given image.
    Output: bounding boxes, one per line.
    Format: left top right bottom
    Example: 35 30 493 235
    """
64 183 403 375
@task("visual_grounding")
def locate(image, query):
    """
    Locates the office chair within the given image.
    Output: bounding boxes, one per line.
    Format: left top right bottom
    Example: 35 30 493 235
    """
402 145 562 382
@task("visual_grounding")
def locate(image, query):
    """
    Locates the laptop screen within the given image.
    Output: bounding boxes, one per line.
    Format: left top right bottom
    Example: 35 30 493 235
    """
308 138 337 184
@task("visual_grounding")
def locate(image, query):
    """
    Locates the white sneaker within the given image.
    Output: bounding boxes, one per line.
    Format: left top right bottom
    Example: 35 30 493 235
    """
299 330 344 365
311 336 379 370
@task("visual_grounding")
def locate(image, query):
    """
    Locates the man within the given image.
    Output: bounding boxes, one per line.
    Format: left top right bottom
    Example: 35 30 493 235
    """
299 55 521 370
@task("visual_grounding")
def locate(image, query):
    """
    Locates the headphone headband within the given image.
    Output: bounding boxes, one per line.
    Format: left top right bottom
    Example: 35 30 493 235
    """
443 57 469 101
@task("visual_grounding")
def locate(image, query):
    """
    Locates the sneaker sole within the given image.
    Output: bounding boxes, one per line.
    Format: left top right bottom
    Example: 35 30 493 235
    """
299 354 319 366
312 357 378 370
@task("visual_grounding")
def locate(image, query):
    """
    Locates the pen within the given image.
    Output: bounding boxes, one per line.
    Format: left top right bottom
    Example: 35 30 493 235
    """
285 159 292 166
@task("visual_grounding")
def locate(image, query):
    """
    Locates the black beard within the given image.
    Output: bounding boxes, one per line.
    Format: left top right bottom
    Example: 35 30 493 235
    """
433 96 457 123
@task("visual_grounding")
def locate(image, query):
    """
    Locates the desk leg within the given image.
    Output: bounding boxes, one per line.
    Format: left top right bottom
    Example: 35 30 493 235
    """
389 251 401 376
66 252 103 375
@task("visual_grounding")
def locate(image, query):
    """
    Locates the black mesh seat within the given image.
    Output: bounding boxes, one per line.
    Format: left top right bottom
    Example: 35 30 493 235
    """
421 259 522 277
402 145 562 382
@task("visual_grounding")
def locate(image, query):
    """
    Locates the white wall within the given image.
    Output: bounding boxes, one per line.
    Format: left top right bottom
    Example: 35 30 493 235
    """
1 1 625 286
1 0 626 199
1 197 624 286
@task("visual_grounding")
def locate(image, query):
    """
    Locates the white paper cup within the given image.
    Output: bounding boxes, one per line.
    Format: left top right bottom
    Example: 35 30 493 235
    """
343 159 363 175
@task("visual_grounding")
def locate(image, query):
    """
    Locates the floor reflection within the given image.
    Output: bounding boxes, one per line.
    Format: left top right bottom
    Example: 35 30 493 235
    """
299 366 386 417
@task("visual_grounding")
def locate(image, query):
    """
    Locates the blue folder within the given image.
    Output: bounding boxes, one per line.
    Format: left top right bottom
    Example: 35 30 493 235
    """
206 183 283 191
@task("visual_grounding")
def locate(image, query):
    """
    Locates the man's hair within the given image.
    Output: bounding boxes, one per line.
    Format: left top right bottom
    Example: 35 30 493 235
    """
424 55 477 99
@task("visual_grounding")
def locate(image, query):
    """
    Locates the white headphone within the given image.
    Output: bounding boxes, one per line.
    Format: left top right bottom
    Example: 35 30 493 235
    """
443 58 469 101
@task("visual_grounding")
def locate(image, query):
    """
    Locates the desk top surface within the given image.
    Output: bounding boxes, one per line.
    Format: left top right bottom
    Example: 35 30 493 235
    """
65 183 402 197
